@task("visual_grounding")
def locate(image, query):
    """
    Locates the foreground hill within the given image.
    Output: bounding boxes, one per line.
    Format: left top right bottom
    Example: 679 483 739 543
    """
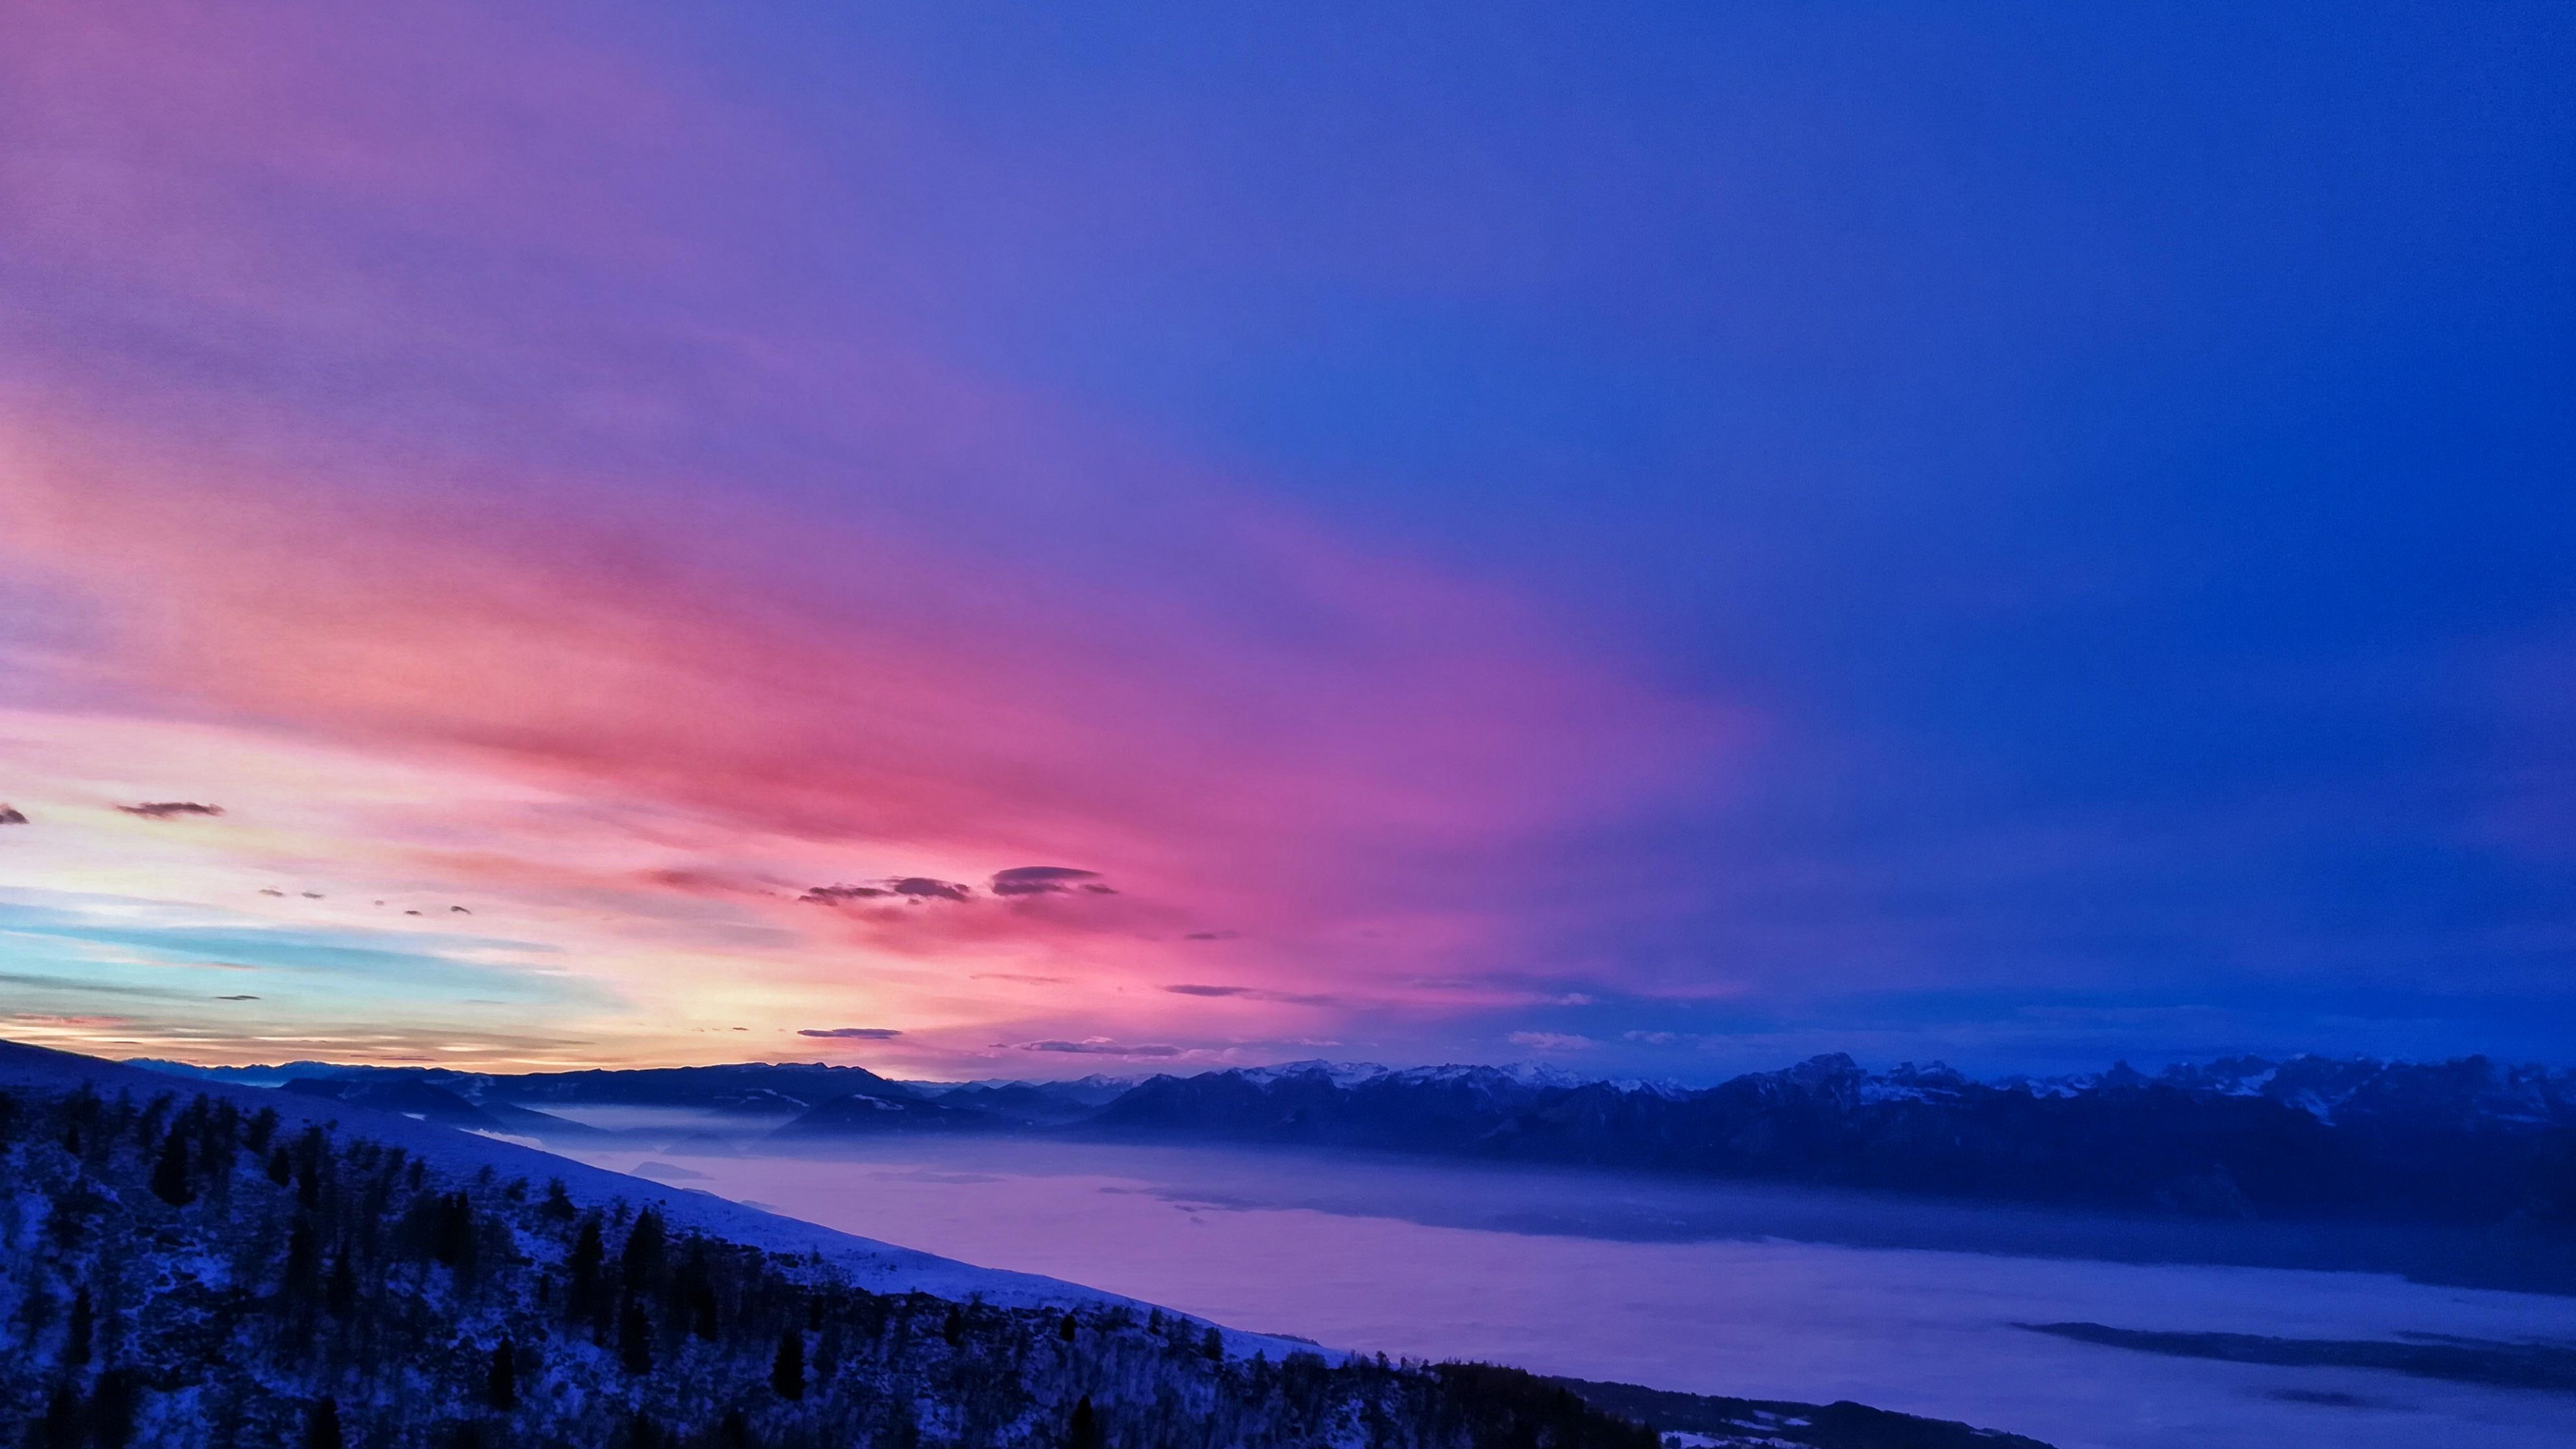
0 1044 1668 1449
16 1042 2068 1448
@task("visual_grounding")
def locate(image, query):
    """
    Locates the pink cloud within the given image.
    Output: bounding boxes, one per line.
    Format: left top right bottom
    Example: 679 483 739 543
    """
0 0 1749 1063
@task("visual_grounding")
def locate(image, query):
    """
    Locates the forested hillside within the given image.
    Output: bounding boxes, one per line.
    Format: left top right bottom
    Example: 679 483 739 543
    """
0 1080 1654 1449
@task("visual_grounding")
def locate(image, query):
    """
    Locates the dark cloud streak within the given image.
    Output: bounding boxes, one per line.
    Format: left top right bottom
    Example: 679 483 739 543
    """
990 865 1106 897
1162 983 1342 1007
1012 1038 1182 1057
117 801 223 819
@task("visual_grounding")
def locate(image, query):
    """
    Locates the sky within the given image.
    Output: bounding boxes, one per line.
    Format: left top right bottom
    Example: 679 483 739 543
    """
1 1 2571 1079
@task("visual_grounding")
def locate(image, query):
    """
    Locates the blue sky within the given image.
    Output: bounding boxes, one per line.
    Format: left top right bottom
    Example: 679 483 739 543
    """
0 1 2569 1073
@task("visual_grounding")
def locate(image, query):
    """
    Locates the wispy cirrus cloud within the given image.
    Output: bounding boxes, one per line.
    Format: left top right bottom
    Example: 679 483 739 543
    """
1506 1031 1599 1053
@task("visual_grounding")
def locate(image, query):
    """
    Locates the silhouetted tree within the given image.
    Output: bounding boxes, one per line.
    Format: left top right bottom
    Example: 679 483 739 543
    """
1067 1394 1104 1449
284 1219 321 1303
432 1191 476 1272
619 1301 654 1375
620 1207 665 1291
487 1337 518 1409
568 1216 606 1324
85 1368 141 1449
1203 1326 1225 1360
65 1287 93 1366
327 1247 357 1318
267 1146 292 1187
149 1131 193 1206
1059 1311 1079 1342
678 1246 719 1340
304 1396 342 1449
771 1327 804 1401
38 1381 79 1449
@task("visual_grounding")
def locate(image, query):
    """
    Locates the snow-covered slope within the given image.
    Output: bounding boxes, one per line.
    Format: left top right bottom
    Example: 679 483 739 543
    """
0 1039 1316 1360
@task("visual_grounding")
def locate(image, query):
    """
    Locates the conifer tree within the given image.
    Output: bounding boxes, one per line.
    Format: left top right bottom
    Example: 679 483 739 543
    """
678 1246 720 1340
285 1219 321 1301
487 1338 518 1409
327 1248 358 1318
568 1216 606 1322
621 1206 665 1291
433 1191 476 1271
86 1367 141 1449
1067 1394 1104 1449
268 1145 292 1186
771 1326 805 1401
619 1301 655 1375
66 1285 93 1366
39 1381 79 1449
150 1130 194 1206
305 1396 343 1449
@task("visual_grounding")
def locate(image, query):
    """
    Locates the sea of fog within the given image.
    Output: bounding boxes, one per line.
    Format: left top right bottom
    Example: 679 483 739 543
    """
549 1127 2576 1449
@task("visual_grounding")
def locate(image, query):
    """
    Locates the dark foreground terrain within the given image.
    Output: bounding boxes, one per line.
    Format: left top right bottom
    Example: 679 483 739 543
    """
0 1074 1663 1448
0 1044 2062 1448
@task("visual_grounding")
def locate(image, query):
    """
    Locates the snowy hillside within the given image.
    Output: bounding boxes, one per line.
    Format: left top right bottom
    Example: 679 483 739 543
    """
0 1040 1670 1449
0 1042 1242 1334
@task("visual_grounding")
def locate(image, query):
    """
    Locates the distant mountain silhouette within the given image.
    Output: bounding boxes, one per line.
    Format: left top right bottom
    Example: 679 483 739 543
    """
1084 1053 2576 1224
137 1051 2576 1227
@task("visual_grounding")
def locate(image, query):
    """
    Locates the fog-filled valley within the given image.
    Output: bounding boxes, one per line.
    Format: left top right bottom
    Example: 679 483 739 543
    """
92 1051 2576 1446
552 1126 2576 1449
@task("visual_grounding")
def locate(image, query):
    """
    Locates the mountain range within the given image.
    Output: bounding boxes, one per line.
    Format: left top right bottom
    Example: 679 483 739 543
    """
133 1051 2576 1228
5 1039 2054 1449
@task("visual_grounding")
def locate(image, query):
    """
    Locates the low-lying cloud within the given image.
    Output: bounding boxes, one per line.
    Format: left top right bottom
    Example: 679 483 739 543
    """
118 801 224 819
798 1026 904 1040
802 877 977 905
1012 1037 1183 1057
989 865 1115 897
1507 1031 1599 1052
1163 983 1342 1007
800 883 891 904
